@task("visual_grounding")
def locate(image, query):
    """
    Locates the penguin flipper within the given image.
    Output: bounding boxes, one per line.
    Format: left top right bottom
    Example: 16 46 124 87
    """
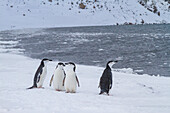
62 76 66 86
49 75 54 87
76 76 80 87
34 63 44 85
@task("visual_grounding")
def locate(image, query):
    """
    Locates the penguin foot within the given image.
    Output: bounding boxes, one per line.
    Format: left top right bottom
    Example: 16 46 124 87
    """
56 89 61 91
38 86 44 89
71 91 76 93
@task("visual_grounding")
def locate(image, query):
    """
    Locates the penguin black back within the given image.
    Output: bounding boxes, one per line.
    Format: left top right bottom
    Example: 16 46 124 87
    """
33 61 44 86
98 60 118 95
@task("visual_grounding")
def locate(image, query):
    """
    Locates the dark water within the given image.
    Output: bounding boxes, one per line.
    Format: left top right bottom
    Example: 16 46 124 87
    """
0 24 170 76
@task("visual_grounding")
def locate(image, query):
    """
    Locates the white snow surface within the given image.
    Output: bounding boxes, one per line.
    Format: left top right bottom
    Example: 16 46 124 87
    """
0 0 170 31
0 53 170 113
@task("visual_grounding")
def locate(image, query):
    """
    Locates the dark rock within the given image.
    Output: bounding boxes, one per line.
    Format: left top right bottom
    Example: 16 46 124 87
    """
158 11 160 16
141 19 144 24
129 22 133 25
153 6 157 13
147 8 152 12
124 22 133 25
79 3 86 9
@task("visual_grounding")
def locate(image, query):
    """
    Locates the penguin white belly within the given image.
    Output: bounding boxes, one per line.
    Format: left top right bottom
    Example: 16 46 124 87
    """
37 66 47 88
53 69 65 91
65 72 77 92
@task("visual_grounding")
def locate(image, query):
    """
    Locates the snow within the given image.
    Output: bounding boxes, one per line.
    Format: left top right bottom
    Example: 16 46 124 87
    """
0 52 170 113
0 0 170 31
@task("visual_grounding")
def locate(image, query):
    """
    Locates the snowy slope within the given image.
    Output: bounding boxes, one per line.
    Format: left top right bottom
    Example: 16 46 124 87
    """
0 53 170 113
0 0 170 31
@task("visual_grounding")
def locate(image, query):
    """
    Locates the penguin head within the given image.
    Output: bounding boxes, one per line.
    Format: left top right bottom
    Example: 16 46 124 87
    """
56 62 65 69
65 62 76 72
42 58 52 64
107 60 118 68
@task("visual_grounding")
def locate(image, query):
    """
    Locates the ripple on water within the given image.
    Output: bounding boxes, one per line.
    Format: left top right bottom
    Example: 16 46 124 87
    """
0 24 170 76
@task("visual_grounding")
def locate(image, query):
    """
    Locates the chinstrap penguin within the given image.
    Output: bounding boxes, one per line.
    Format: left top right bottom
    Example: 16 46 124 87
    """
49 62 65 91
63 62 80 93
98 60 118 95
27 58 52 89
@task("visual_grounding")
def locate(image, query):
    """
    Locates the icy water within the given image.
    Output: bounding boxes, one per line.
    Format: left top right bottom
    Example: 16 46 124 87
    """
0 24 170 76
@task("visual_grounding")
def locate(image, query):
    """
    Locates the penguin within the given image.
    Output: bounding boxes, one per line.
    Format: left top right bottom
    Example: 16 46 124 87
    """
27 58 52 89
98 60 118 95
49 62 65 91
63 62 80 93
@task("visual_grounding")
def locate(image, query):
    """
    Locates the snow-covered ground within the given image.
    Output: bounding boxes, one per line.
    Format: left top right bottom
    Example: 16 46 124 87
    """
0 0 170 31
0 52 170 113
0 1 170 112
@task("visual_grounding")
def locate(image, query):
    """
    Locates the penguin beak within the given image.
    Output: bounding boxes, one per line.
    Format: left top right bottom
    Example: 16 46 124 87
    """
48 59 52 61
114 60 118 63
